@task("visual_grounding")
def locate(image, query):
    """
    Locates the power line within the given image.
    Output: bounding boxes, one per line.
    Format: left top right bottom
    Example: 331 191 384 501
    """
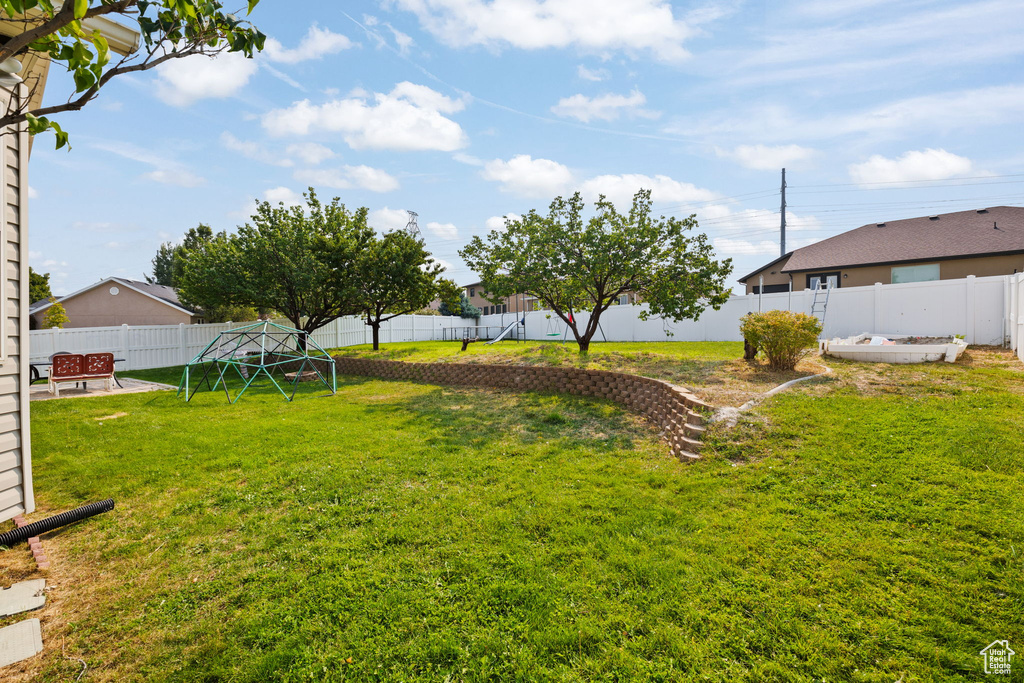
788 171 1024 190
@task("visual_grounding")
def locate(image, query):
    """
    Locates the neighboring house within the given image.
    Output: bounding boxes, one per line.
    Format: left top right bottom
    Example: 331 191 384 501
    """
29 277 203 329
462 282 531 316
462 281 640 316
0 16 139 523
739 206 1024 294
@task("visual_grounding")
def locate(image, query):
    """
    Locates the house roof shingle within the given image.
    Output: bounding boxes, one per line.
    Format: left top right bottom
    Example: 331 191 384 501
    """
739 206 1024 282
111 278 191 310
781 206 1024 274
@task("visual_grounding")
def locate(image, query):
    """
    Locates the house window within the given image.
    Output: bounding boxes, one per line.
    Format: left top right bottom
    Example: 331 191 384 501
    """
618 294 630 305
806 272 840 290
891 263 939 284
469 288 475 297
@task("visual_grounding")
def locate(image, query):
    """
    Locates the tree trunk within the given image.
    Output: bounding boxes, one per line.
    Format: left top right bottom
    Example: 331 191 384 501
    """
577 337 591 354
371 323 381 350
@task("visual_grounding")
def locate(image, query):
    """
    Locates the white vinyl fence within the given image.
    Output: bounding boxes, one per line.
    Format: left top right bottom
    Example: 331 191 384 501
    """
28 274 1024 371
479 274 1018 348
29 315 464 371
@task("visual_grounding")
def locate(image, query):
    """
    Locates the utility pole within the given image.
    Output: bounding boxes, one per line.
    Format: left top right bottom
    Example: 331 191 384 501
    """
405 210 421 239
780 168 787 257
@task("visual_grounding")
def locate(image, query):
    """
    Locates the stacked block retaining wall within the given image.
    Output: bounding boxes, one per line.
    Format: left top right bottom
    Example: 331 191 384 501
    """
332 357 710 461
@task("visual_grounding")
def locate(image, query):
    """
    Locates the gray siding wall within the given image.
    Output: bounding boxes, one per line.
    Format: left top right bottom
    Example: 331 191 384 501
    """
0 82 33 523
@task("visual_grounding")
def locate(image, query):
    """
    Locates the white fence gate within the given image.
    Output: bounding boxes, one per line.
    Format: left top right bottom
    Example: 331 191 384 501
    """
28 274 1024 371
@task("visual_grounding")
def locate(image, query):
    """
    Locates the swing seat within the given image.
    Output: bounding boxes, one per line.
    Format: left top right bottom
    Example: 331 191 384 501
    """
546 333 561 336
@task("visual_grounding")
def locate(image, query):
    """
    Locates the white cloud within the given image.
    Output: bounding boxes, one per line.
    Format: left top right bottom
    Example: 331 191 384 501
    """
391 0 700 62
717 144 817 171
262 82 468 151
480 155 719 206
577 64 610 81
672 85 1024 146
264 24 354 64
848 148 973 185
293 166 400 193
388 25 415 54
264 187 305 206
142 169 205 187
579 174 717 206
551 89 659 123
712 238 781 256
452 152 484 166
485 213 521 231
92 139 207 187
426 221 458 240
28 186 38 199
154 51 258 107
482 155 574 198
221 132 293 167
286 142 336 165
369 207 412 232
431 257 454 272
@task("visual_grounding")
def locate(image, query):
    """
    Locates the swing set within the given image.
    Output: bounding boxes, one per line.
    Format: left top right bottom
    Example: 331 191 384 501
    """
543 311 607 344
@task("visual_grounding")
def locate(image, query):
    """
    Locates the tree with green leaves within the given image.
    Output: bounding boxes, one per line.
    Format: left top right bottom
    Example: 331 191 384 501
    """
178 189 372 339
146 241 176 287
40 295 68 328
438 293 480 319
146 223 213 287
148 224 257 322
29 266 51 303
351 230 461 350
0 0 265 147
460 189 733 353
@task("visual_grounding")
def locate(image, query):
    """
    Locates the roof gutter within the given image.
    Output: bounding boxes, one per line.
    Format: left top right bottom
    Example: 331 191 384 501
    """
0 3 140 57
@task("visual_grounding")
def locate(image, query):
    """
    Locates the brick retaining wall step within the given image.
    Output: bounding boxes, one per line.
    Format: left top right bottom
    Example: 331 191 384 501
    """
332 357 711 462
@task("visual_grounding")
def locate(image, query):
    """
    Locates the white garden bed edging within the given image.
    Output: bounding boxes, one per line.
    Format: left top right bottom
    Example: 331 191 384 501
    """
821 333 967 363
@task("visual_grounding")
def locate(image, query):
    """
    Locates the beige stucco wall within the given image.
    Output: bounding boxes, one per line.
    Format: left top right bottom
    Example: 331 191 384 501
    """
744 253 1024 293
33 284 195 328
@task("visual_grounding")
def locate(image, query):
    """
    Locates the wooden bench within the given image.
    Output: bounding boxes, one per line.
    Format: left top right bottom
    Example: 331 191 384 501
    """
48 353 116 397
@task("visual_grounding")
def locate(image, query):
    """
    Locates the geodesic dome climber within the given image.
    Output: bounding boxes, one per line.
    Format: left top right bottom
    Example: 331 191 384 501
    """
178 321 336 403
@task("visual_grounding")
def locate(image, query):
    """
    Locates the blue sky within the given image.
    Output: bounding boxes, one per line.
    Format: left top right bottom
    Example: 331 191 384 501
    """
28 0 1024 295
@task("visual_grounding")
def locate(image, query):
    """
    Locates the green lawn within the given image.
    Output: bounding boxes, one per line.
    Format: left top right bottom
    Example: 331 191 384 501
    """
4 347 1022 681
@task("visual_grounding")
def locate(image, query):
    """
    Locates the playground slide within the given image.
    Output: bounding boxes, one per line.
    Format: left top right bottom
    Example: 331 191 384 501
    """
486 319 522 345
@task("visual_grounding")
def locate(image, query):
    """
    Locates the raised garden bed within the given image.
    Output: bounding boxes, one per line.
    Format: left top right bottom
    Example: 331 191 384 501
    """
822 333 968 363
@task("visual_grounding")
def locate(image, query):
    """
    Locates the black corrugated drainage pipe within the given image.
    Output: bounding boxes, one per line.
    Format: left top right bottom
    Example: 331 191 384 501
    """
0 499 114 547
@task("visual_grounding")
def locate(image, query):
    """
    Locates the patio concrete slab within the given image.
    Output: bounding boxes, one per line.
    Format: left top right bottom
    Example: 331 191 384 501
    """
30 377 175 401
0 618 43 668
0 579 46 617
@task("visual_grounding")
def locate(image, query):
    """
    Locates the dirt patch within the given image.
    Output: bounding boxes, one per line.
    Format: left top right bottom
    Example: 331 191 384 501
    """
94 412 129 421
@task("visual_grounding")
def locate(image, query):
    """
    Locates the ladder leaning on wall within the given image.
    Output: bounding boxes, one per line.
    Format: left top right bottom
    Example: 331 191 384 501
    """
810 281 831 328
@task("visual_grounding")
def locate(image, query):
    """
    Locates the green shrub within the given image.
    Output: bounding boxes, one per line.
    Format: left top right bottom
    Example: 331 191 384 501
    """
739 309 822 370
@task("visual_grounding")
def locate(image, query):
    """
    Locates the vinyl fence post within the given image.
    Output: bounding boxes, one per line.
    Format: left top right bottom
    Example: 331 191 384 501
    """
873 282 883 333
179 323 187 365
965 275 976 344
121 324 131 370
